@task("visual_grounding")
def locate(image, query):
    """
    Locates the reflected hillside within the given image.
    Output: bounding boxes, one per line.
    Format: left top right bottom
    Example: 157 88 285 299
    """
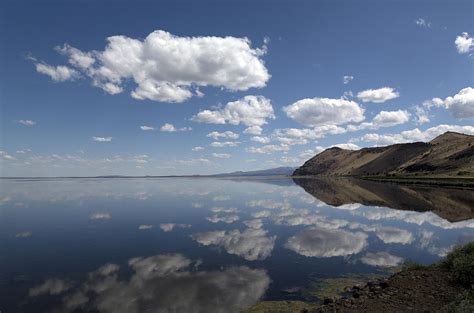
292 177 474 222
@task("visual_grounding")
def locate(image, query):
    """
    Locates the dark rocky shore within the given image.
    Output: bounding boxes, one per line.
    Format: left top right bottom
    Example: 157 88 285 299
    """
248 243 474 313
307 243 474 313
308 268 463 313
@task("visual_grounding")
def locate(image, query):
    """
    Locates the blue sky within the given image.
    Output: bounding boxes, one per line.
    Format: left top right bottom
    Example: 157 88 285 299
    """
1 0 473 176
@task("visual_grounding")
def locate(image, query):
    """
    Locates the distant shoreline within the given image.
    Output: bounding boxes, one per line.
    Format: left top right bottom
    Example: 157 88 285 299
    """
2 174 473 188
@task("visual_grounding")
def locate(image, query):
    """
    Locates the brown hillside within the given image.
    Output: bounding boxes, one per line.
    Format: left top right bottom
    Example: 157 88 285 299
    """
293 132 474 177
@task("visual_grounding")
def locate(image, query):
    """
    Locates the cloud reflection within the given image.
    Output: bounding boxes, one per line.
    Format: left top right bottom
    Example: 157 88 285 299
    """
192 228 276 261
30 254 270 313
285 227 368 257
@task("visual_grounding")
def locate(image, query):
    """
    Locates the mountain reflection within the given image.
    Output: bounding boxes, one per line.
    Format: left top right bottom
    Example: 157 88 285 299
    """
28 254 270 313
292 177 474 222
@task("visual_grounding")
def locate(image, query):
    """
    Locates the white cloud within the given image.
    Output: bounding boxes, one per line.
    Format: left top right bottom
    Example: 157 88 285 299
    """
42 30 270 102
174 158 212 166
35 63 80 82
285 227 368 257
357 87 400 103
210 207 238 213
138 224 154 230
92 136 112 142
159 223 191 232
160 123 191 132
47 254 270 313
343 75 354 84
360 252 404 267
347 110 411 131
192 228 276 261
29 279 72 297
283 97 365 127
192 95 275 126
89 212 111 220
359 124 474 145
16 149 32 154
251 136 271 144
212 153 231 159
192 146 205 152
455 32 474 54
372 110 410 126
414 87 474 122
330 143 360 150
243 219 263 229
246 144 290 154
206 131 239 140
206 214 240 224
243 125 263 135
443 87 474 119
140 125 155 131
272 126 347 145
18 119 36 126
0 150 16 160
210 141 240 148
414 18 432 28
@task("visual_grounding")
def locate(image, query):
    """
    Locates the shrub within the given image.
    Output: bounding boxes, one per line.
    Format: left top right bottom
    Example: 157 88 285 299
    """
442 242 474 288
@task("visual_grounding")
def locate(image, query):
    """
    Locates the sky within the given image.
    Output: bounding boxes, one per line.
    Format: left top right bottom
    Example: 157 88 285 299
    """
0 0 473 177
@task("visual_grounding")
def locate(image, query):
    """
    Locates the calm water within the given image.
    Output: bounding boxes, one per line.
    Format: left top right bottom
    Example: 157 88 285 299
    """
1 177 473 313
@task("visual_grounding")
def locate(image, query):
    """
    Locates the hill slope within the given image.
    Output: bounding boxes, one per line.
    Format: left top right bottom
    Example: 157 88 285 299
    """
293 132 474 177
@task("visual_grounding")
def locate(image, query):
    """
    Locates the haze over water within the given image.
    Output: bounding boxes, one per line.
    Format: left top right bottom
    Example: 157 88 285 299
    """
1 177 473 312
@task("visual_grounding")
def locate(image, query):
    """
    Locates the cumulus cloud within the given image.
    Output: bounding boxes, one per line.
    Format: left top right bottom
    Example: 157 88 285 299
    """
414 87 474 122
192 228 276 261
455 32 474 54
38 30 270 102
38 254 270 313
285 227 368 257
347 110 411 131
35 63 80 82
443 87 474 119
18 119 36 126
243 126 263 135
343 75 354 84
138 224 154 230
160 123 191 132
207 131 239 140
140 125 155 131
89 212 111 220
246 144 290 154
330 143 360 150
283 97 365 127
159 223 191 232
206 214 240 224
360 252 404 267
212 153 231 159
210 141 240 148
250 136 271 144
414 18 431 28
29 279 72 297
192 146 205 152
93 136 112 142
0 150 16 160
243 219 264 229
357 87 400 103
192 95 275 126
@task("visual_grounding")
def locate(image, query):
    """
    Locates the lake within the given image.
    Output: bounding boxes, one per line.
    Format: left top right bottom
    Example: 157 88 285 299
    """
1 177 473 312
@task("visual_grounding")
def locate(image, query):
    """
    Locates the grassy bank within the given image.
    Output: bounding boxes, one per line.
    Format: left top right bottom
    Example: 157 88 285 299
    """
360 175 474 188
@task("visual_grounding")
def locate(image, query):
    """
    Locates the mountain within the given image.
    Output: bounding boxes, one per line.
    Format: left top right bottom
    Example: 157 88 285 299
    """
293 132 474 177
293 177 474 222
214 166 296 177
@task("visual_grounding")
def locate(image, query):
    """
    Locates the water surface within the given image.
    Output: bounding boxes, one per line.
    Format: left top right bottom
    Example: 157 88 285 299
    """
1 177 473 312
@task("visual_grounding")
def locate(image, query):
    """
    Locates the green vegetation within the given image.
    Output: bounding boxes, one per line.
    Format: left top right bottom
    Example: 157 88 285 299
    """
360 175 474 188
441 242 474 288
244 300 317 313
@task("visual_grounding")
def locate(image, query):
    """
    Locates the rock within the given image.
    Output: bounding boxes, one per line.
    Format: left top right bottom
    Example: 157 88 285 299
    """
323 298 334 305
